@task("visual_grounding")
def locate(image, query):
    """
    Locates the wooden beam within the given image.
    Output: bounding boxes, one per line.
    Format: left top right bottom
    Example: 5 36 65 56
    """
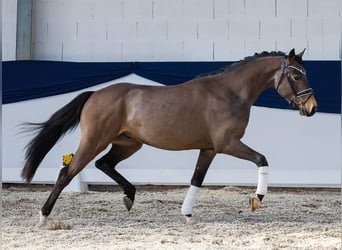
16 0 32 60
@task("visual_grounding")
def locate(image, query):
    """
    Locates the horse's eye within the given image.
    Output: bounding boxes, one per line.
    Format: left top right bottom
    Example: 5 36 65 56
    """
293 75 301 81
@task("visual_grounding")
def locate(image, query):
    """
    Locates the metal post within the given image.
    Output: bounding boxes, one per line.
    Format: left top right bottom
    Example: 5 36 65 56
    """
16 0 32 60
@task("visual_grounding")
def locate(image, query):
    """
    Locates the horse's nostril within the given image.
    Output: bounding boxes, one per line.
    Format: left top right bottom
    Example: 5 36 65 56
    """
308 106 317 116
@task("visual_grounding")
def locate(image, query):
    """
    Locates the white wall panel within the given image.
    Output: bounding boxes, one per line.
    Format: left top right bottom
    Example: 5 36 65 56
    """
198 20 229 40
122 0 153 20
229 18 260 39
123 40 183 61
70 0 94 21
245 0 275 18
92 41 123 62
47 21 77 43
153 0 184 20
2 19 18 47
307 39 324 59
306 18 323 39
213 0 229 20
2 19 17 45
107 21 137 41
136 20 168 40
32 20 48 43
2 0 17 61
92 0 123 21
183 40 213 61
77 21 107 41
122 40 154 61
62 41 92 61
2 42 17 61
228 0 245 17
306 38 341 60
167 20 198 40
260 18 290 39
276 0 307 18
323 38 340 60
323 18 341 39
183 0 214 20
290 19 307 39
151 41 184 61
214 39 245 60
33 0 64 22
32 42 62 61
308 0 340 18
3 0 17 22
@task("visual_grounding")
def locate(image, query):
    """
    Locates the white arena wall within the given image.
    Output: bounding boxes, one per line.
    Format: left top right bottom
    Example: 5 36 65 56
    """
2 0 341 189
3 0 341 61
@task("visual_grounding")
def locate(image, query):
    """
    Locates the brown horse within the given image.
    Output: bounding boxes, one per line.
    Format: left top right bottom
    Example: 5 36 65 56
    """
22 49 317 227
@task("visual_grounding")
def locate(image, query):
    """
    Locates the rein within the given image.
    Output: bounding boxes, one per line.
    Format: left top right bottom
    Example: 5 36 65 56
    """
276 59 313 108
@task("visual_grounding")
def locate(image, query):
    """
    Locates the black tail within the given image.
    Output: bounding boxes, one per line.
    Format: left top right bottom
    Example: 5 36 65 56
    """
21 91 94 183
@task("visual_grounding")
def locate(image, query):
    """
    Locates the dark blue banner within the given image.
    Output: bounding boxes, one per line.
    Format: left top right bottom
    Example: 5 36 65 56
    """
3 60 341 113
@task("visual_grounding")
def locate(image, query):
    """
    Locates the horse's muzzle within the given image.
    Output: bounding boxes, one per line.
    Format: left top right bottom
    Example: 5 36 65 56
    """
300 95 317 117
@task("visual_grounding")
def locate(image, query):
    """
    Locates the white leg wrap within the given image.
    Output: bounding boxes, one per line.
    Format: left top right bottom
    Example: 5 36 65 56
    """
256 167 268 195
181 185 200 215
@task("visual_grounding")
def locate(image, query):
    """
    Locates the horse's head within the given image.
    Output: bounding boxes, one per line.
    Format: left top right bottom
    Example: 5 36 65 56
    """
274 48 317 117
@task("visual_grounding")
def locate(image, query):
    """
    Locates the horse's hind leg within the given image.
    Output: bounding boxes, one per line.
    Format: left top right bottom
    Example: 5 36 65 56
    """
37 143 106 228
95 142 142 211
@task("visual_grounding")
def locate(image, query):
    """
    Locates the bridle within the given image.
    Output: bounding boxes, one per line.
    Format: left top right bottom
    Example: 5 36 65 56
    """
276 59 314 108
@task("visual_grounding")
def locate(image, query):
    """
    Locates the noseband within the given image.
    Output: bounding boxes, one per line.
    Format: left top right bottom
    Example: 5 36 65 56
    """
276 60 314 107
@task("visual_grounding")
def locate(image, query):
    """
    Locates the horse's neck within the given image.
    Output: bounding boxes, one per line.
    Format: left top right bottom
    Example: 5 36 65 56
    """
220 57 283 105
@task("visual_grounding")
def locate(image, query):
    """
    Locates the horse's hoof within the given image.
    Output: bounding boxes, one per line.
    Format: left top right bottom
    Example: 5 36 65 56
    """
47 219 72 230
123 196 134 211
184 215 197 225
35 211 48 228
249 196 260 212
35 221 46 229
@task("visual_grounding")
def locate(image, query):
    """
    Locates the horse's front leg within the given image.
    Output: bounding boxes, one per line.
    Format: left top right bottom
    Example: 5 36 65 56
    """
220 140 269 212
181 149 216 224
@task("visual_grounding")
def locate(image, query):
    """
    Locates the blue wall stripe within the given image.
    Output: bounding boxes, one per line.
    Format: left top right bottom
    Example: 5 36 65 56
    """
3 60 340 113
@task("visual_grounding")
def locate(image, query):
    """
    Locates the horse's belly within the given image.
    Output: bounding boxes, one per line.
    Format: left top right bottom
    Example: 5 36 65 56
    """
142 136 213 151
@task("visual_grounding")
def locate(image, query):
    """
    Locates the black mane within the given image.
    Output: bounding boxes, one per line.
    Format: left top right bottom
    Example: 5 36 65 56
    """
199 51 287 78
237 51 286 65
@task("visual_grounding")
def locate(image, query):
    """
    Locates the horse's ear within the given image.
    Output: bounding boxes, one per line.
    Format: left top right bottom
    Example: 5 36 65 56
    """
297 48 306 58
288 49 296 63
